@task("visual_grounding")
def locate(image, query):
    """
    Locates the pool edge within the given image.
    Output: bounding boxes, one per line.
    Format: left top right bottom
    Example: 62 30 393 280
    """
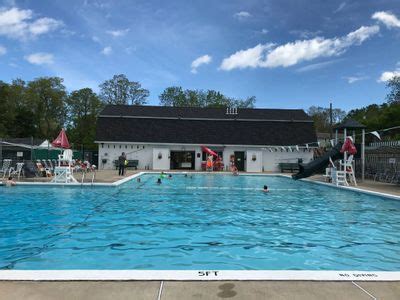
0 270 399 281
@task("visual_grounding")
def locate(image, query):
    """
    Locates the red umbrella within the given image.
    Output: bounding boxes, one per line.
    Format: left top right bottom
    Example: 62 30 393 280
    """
201 146 218 157
51 128 71 149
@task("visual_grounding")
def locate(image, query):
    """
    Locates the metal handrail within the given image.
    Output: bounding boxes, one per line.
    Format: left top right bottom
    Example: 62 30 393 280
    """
91 171 96 184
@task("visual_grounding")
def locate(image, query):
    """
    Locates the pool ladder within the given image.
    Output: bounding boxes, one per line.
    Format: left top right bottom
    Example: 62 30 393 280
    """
81 171 96 185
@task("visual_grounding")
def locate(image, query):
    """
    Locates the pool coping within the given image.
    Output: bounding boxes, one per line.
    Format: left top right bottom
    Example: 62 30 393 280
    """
2 172 400 281
0 270 400 281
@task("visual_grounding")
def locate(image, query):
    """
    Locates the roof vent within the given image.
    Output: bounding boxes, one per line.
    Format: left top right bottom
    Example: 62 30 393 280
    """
226 107 238 115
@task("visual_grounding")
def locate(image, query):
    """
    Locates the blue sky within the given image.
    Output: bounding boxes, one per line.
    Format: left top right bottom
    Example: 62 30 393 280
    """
0 0 399 111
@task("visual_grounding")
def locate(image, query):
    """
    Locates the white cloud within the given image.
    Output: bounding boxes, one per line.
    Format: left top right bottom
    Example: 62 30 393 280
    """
372 11 400 29
343 75 368 84
0 7 62 40
0 45 6 55
233 11 251 20
290 29 323 39
191 54 212 74
24 52 54 65
29 17 62 35
101 46 112 55
106 28 130 37
378 70 400 82
261 28 268 34
334 2 346 13
220 25 379 71
296 59 342 73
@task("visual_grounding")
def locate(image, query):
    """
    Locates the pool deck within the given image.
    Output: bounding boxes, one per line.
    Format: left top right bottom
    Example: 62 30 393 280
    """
1 170 399 299
1 280 399 299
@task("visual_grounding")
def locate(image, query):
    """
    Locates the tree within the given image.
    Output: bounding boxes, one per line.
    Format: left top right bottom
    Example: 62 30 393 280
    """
307 106 346 132
99 74 149 105
159 87 256 108
386 76 400 104
25 77 67 139
66 88 104 149
0 81 14 137
159 86 186 106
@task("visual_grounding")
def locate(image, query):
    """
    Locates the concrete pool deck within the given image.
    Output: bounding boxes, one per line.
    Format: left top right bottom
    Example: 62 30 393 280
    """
1 280 400 299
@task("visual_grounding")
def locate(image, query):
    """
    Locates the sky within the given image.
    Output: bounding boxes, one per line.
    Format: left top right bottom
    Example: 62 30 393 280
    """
0 0 399 111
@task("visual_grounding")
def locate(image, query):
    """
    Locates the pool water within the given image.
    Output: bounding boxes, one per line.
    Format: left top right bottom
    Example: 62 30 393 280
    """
0 174 399 270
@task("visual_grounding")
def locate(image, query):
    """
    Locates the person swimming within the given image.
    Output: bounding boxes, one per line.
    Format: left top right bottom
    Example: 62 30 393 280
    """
5 176 16 187
263 185 269 193
137 177 141 183
157 178 162 184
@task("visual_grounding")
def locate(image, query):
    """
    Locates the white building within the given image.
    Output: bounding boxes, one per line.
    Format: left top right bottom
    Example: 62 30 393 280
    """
95 105 317 172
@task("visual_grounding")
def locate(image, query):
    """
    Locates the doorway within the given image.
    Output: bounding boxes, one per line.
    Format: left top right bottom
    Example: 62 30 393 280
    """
234 151 245 171
170 151 195 170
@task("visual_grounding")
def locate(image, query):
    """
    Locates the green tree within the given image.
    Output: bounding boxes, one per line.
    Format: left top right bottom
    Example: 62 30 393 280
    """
386 76 400 104
25 77 67 139
66 88 104 149
99 74 149 105
307 106 346 132
0 81 13 137
8 79 37 137
159 87 256 108
159 86 187 106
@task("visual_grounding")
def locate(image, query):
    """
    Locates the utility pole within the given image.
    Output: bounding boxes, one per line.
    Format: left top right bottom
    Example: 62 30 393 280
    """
329 102 333 139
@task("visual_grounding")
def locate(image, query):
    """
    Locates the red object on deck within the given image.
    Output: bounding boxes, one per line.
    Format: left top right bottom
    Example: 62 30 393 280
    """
51 128 71 149
201 146 218 157
340 137 357 155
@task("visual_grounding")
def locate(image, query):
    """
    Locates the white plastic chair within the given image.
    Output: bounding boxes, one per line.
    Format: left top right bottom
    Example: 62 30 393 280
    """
58 149 73 166
9 162 24 180
1 159 12 178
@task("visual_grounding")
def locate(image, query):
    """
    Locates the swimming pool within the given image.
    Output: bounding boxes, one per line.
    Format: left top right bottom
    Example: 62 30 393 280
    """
0 174 399 271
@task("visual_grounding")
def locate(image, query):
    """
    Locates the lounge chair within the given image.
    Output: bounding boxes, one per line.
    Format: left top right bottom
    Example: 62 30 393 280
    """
8 162 24 180
0 159 12 178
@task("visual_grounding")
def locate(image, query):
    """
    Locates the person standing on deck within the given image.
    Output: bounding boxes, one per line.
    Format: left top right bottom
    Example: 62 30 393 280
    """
118 152 126 176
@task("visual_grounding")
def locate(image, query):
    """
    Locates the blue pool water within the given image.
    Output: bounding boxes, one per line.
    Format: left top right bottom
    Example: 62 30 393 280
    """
0 174 399 270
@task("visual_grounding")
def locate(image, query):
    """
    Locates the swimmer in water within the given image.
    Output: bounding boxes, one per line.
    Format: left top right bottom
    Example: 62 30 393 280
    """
137 177 141 183
5 176 16 187
263 185 269 193
157 178 162 184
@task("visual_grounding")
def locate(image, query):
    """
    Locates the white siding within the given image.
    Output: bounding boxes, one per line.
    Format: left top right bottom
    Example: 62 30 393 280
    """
98 143 314 172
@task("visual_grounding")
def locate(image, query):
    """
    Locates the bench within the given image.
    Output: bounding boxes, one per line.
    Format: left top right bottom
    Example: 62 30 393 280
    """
279 162 300 173
113 160 139 170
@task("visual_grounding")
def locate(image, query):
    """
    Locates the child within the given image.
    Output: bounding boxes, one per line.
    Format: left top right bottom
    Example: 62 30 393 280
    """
263 185 269 193
157 178 162 184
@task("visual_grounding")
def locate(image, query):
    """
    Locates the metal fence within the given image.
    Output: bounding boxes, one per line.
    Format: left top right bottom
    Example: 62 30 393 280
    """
355 147 400 184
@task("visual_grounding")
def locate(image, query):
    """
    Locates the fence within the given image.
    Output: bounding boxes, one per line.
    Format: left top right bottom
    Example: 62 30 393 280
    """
368 140 400 148
355 146 400 184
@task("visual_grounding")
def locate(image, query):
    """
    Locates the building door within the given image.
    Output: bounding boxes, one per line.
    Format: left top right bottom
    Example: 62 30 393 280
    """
170 151 195 170
234 151 245 171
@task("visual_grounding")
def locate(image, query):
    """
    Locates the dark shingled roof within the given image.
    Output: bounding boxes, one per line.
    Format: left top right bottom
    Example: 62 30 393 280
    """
333 119 366 130
96 105 317 146
100 105 312 121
